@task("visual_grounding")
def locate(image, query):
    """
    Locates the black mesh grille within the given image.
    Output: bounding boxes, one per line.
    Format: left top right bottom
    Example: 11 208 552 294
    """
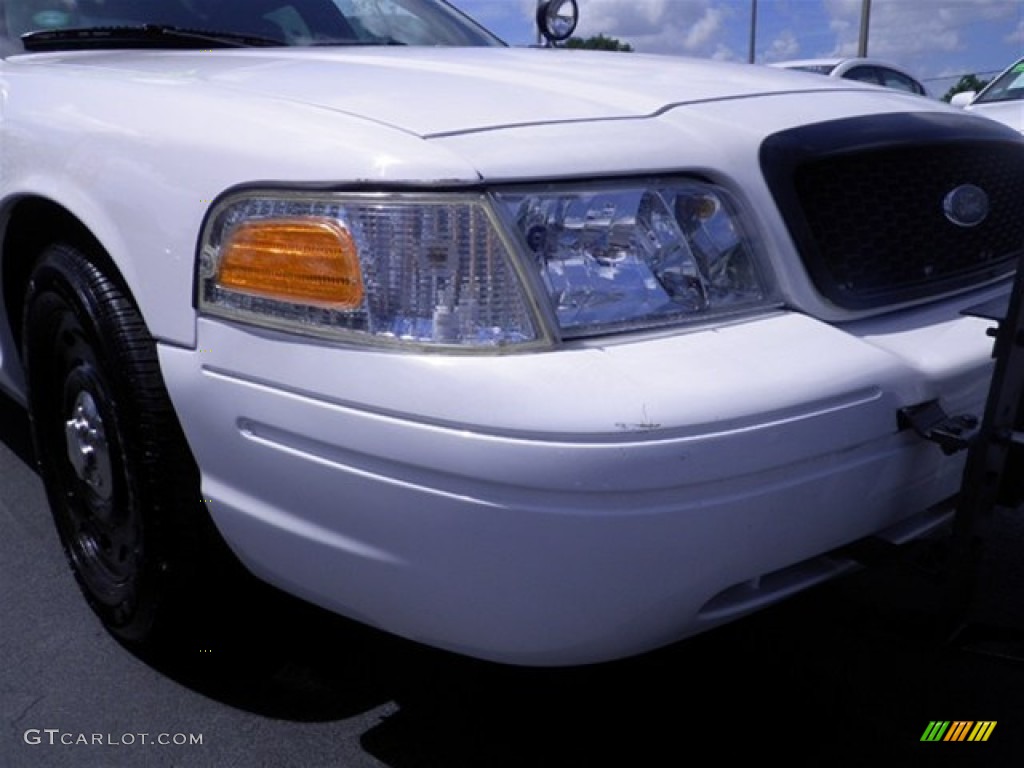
761 114 1024 309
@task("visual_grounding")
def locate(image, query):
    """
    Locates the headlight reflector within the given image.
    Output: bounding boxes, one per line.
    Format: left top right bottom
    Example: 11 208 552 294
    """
495 181 770 337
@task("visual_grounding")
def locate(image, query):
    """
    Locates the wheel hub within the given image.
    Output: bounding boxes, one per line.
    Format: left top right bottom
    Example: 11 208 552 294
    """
64 390 113 502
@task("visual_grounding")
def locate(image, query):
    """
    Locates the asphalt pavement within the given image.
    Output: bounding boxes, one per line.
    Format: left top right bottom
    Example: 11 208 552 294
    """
2 389 1023 768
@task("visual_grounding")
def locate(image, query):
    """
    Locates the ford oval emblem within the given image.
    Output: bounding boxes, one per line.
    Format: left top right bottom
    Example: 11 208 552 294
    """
943 184 989 228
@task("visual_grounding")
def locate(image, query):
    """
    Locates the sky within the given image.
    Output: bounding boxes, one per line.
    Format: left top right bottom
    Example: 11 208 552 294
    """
453 0 1024 97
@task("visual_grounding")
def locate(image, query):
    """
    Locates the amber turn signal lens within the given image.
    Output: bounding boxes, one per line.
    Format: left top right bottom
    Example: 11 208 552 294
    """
217 218 364 307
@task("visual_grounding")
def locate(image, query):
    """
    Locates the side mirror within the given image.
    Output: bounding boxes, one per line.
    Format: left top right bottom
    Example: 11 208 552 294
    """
536 0 578 45
949 91 977 108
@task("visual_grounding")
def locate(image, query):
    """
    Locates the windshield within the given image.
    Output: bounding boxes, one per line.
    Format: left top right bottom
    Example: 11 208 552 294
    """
974 59 1024 104
4 0 504 51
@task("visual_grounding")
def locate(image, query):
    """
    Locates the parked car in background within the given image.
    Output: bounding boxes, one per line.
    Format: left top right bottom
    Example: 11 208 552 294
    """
950 57 1024 134
774 57 929 96
2 0 1022 667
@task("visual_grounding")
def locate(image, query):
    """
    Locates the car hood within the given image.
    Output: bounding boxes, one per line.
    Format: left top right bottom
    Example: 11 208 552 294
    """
28 46 860 138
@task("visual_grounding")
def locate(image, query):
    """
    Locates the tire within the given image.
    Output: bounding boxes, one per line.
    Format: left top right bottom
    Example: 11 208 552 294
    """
22 242 215 648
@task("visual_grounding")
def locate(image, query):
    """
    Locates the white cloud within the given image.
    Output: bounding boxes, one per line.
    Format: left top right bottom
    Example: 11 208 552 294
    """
569 0 735 57
764 29 801 63
820 0 1020 59
1006 19 1024 45
683 5 725 50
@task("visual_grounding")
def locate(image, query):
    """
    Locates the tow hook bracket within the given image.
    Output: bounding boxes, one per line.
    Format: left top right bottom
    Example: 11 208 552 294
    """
898 400 979 455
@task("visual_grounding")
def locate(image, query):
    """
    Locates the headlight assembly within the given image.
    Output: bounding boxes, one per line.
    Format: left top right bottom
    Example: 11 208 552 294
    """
198 192 549 350
198 181 774 350
494 180 772 338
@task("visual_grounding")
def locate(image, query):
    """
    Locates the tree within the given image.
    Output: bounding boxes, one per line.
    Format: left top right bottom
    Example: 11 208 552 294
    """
565 34 633 52
942 74 991 103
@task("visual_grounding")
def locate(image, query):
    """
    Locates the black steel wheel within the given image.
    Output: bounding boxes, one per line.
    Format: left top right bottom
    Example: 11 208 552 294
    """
22 242 212 646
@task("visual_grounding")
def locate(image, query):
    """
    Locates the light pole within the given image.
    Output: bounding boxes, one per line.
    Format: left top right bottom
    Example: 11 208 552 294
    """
748 0 758 64
857 0 871 57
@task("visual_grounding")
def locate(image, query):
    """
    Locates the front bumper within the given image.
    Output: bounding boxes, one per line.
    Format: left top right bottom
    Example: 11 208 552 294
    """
159 289 1001 665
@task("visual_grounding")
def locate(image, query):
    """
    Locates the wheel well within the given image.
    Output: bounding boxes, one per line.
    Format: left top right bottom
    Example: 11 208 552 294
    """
3 197 116 351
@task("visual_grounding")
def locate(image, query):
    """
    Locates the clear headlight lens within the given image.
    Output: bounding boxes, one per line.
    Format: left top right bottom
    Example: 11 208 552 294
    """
495 180 771 337
198 193 546 350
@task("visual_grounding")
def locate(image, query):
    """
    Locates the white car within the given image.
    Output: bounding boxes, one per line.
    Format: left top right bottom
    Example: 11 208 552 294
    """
950 57 1024 134
774 57 930 96
4 0 1023 666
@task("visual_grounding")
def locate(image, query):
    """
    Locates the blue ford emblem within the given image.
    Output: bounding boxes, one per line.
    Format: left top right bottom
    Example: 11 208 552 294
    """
943 184 989 228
